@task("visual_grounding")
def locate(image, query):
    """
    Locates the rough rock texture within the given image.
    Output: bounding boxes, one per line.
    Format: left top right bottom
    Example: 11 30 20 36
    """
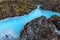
57 35 60 40
49 15 60 30
0 0 37 20
48 15 60 40
41 0 60 13
0 0 60 19
20 16 57 40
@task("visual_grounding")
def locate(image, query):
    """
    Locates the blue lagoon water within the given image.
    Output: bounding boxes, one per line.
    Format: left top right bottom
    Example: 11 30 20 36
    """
0 5 60 39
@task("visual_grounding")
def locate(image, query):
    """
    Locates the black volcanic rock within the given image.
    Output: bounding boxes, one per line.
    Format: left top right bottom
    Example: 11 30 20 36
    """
49 15 60 30
19 16 57 40
41 0 60 13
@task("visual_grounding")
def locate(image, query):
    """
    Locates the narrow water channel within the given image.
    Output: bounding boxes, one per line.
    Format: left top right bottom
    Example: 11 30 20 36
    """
0 5 60 40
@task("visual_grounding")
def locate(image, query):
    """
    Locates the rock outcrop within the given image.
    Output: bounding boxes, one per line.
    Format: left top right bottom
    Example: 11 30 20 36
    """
20 16 57 40
41 0 60 13
49 15 60 30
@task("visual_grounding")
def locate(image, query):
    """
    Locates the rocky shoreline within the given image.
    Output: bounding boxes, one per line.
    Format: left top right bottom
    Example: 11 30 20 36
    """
0 1 36 20
20 15 60 40
0 0 60 40
49 15 60 30
0 0 60 20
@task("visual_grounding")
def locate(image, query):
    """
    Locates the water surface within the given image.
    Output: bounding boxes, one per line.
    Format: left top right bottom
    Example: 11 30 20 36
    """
0 5 60 39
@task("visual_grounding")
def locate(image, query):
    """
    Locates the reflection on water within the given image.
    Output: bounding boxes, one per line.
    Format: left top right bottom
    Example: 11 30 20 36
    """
0 5 60 40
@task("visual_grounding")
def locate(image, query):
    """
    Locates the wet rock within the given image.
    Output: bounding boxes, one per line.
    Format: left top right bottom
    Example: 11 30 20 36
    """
20 16 57 40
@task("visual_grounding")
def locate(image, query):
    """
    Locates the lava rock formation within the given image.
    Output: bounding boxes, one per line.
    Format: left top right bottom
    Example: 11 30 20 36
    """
20 16 57 40
49 15 60 30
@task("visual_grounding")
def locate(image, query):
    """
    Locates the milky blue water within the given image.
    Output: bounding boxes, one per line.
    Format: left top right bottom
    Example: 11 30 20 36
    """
0 5 60 39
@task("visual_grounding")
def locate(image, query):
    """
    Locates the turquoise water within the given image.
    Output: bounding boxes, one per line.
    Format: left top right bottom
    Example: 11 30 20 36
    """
0 5 60 39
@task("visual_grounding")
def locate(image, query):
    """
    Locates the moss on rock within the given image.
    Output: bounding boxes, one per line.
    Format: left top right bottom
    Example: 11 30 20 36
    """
0 0 60 19
0 0 37 19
